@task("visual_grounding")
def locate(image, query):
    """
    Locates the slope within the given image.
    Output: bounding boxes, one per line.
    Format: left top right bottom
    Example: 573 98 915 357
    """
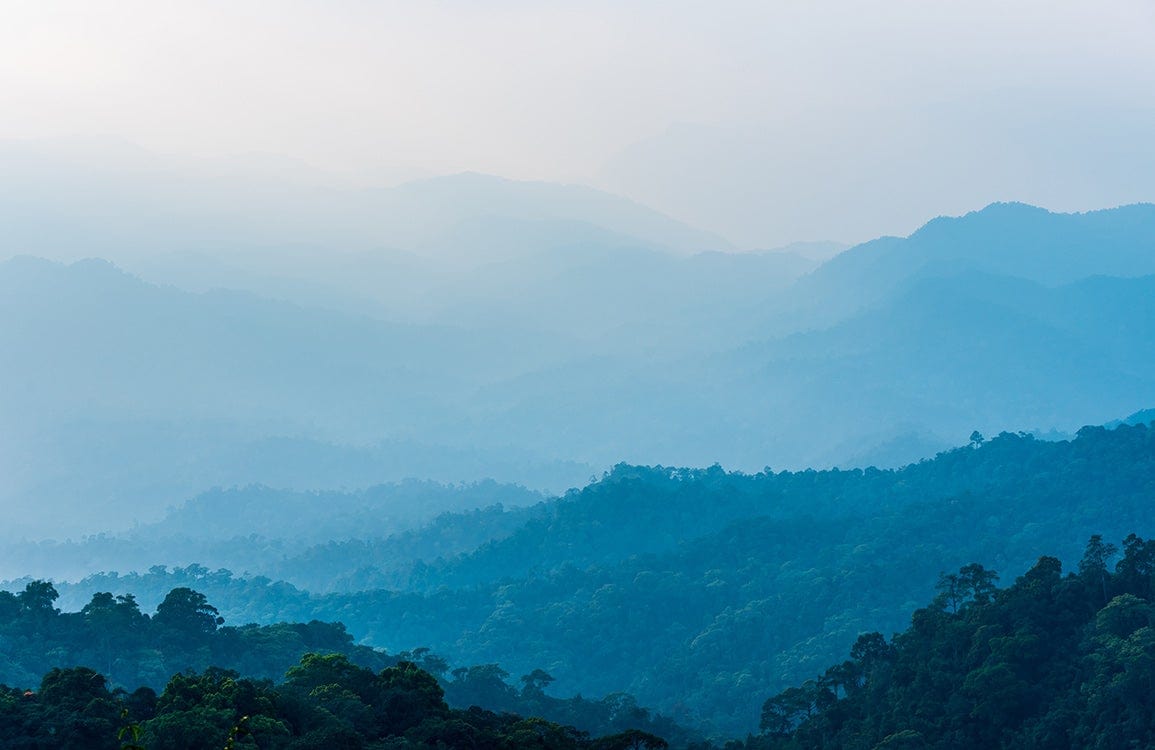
45 421 1155 735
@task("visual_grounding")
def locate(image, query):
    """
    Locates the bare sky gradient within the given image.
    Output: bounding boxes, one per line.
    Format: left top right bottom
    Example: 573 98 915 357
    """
3 0 1155 247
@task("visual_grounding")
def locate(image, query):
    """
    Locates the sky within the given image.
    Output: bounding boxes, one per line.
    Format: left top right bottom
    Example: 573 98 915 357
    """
3 0 1155 248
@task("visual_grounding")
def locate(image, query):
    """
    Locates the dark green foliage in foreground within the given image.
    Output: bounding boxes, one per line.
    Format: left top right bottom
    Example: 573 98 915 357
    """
435 660 689 744
0 654 672 749
0 585 693 746
31 422 1155 735
741 534 1155 749
0 581 389 691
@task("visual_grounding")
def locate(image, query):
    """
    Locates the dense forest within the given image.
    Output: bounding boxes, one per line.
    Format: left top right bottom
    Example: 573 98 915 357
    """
7 11 1153 749
7 533 1155 748
0 583 692 747
17 419 1154 735
740 532 1155 749
0 656 674 749
0 481 546 585
0 582 389 690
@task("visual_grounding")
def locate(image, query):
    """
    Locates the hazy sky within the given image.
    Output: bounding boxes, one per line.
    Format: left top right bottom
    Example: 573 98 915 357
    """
3 0 1155 247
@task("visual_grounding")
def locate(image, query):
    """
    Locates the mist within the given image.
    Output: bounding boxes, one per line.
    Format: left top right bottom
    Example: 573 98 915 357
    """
3 1 1154 247
3 4 1155 745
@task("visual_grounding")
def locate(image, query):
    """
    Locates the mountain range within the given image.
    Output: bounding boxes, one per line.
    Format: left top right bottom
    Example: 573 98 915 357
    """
2 145 1154 536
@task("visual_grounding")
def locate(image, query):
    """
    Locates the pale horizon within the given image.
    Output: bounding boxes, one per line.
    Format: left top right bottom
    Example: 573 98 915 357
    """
4 0 1154 248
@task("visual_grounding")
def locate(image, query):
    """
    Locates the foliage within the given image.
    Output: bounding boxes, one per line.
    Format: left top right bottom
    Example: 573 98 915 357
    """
11 421 1155 736
740 534 1155 749
0 580 390 692
0 584 693 746
0 654 674 750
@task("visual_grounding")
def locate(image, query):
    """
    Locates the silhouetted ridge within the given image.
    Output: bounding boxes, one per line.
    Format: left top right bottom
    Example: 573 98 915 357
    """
751 531 1155 748
34 421 1155 736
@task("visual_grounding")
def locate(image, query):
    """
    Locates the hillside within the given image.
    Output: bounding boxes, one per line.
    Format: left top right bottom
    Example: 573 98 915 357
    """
783 202 1155 327
40 420 1155 735
5 201 1155 537
0 142 729 263
747 533 1155 749
0 482 545 584
714 271 1155 467
0 256 588 534
0 588 690 748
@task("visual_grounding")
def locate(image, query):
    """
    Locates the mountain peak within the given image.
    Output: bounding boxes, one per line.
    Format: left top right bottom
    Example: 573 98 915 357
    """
908 202 1052 240
845 201 1155 283
380 172 734 255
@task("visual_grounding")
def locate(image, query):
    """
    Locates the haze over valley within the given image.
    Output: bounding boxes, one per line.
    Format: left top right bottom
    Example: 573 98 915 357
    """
3 3 1155 747
2 148 1154 537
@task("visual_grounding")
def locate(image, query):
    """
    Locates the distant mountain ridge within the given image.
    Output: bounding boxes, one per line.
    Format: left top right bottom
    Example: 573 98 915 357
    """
373 171 733 256
780 201 1155 329
0 140 731 265
4 195 1155 536
34 421 1155 736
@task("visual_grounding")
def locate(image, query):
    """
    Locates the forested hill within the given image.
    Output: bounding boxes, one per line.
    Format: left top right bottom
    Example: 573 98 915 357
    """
8 202 1155 539
419 421 1153 588
0 583 693 747
746 533 1155 749
43 420 1155 736
9 536 1155 748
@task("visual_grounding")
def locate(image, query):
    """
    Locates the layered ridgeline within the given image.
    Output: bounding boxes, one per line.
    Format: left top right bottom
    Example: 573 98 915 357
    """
9 535 1155 749
0 584 690 748
0 481 546 584
3 182 1155 537
21 419 1155 736
744 533 1155 749
0 659 679 750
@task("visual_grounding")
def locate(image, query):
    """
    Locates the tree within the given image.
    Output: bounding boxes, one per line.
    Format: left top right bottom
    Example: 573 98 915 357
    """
822 660 863 698
937 564 999 612
153 588 225 637
0 590 18 624
375 660 448 735
396 647 450 678
284 652 376 698
37 667 121 750
1080 535 1119 605
521 668 556 696
39 667 111 710
140 707 235 750
18 579 60 620
850 632 891 669
760 683 822 736
1093 593 1152 640
445 664 518 713
504 716 586 749
82 592 148 679
1115 534 1155 598
936 572 964 614
959 563 999 606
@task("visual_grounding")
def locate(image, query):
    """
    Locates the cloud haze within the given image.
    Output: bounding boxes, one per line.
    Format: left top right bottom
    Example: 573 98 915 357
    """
3 0 1154 245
